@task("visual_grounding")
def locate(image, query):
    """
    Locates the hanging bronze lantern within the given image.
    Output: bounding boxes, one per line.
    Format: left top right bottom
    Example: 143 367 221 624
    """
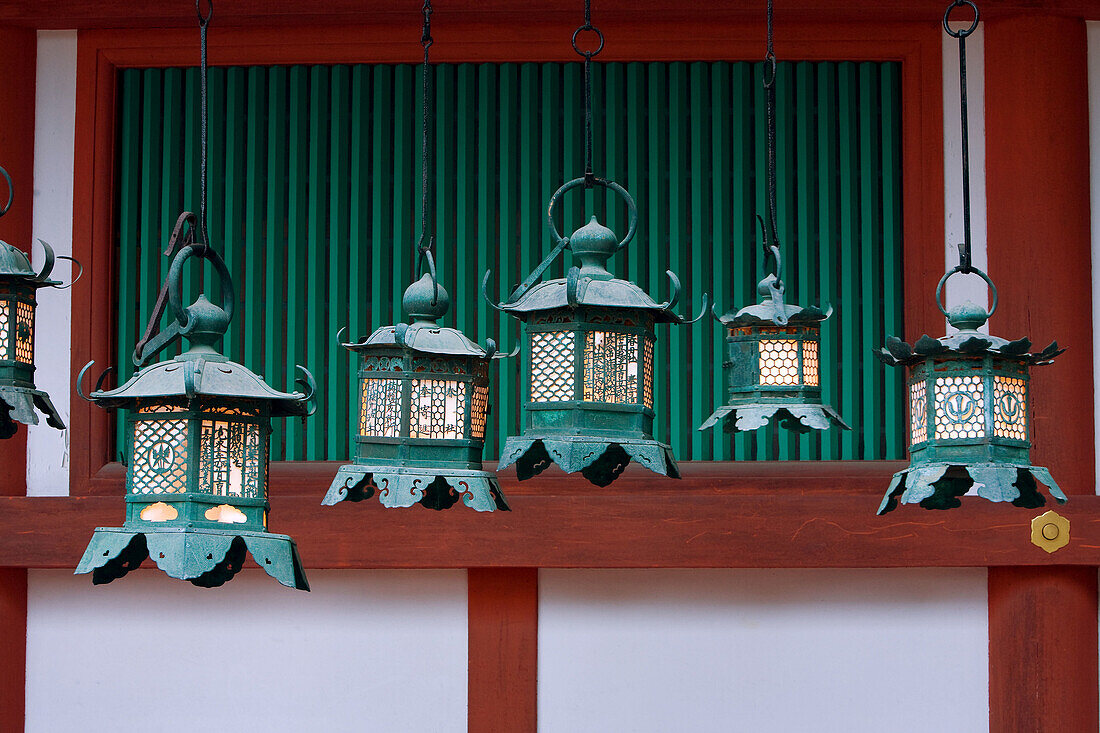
875 272 1065 513
701 0 847 438
324 0 507 512
0 166 78 438
75 225 315 588
702 247 848 434
325 271 507 511
487 178 705 487
876 0 1065 514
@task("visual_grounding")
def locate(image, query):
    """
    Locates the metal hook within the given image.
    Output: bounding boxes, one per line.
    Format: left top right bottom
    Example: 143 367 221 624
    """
196 0 213 26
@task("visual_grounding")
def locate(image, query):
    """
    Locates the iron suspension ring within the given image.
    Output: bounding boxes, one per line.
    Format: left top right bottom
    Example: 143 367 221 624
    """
934 265 998 321
546 177 638 251
571 25 604 58
943 0 978 38
0 165 12 219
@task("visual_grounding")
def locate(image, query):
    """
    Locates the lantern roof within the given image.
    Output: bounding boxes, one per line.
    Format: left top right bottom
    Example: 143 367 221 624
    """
0 239 63 287
875 300 1064 368
344 272 497 358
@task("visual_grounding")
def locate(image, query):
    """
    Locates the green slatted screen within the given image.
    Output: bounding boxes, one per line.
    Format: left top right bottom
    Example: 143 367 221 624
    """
113 61 904 462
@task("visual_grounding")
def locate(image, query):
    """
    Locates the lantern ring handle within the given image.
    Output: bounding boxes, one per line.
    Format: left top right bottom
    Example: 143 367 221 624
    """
943 0 979 38
546 177 638 252
167 243 235 324
0 166 12 218
935 265 998 320
571 25 604 58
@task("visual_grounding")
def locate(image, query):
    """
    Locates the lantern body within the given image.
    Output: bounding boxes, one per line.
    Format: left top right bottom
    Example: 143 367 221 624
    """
496 213 695 487
325 274 507 511
76 244 314 589
0 241 66 437
701 295 848 434
876 303 1065 514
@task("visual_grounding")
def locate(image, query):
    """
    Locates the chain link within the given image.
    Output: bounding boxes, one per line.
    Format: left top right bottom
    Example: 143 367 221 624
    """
196 0 212 249
572 0 603 188
945 0 979 273
417 0 434 255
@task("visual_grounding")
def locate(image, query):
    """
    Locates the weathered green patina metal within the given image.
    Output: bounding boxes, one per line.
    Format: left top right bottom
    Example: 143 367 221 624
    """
487 177 706 487
75 224 315 589
0 166 76 438
875 267 1066 514
701 246 849 435
324 267 509 512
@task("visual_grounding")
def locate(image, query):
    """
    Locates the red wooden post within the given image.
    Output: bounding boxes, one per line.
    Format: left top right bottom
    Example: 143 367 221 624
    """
468 568 538 733
0 24 37 732
985 13 1097 733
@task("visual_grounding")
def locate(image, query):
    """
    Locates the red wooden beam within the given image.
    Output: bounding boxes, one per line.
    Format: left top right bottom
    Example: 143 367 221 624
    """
985 14 1097 733
468 569 538 733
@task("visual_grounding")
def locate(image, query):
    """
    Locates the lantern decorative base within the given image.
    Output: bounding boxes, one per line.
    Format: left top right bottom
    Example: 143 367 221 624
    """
0 386 65 437
498 435 680 487
699 402 850 434
877 462 1068 515
323 464 509 512
75 526 310 590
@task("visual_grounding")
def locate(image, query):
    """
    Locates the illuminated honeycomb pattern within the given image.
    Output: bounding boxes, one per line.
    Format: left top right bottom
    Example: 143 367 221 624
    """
199 419 264 497
0 302 9 360
758 339 800 386
583 331 638 404
14 301 32 363
642 338 654 409
531 331 575 402
909 380 928 444
802 340 820 387
470 383 489 440
410 379 467 440
934 375 985 439
130 418 189 494
993 376 1027 441
360 378 402 437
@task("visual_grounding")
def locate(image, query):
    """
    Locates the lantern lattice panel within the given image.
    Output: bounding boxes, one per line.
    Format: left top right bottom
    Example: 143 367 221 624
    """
909 379 928 444
410 379 467 440
642 338 654 409
471 383 489 439
993 375 1027 441
360 378 402 437
199 419 264 497
934 375 985 439
583 332 639 404
14 301 32 363
531 331 575 402
803 340 820 387
759 340 800 386
131 418 189 494
0 302 9 360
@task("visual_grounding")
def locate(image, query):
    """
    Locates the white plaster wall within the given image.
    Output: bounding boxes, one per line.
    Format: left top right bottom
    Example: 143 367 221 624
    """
538 569 989 733
26 569 468 733
943 23 988 332
27 30 77 496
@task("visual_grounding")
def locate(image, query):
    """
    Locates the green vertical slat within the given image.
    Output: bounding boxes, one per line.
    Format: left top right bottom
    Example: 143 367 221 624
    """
730 62 754 461
775 62 796 461
283 66 310 460
370 66 394 332
562 63 582 238
752 61 770 460
539 63 562 284
476 64 498 455
346 65 371 458
646 64 669 448
115 69 142 453
392 64 414 345
859 63 883 460
138 69 163 350
242 67 265 389
817 63 840 461
496 63 518 460
454 64 477 339
206 68 226 332
625 63 646 300
710 62 732 461
328 65 351 460
265 66 288 460
837 62 861 460
795 62 820 461
435 64 455 337
222 67 246 361
688 61 710 460
516 63 540 446
305 66 330 458
159 68 183 361
668 62 689 459
181 68 200 309
881 63 904 459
